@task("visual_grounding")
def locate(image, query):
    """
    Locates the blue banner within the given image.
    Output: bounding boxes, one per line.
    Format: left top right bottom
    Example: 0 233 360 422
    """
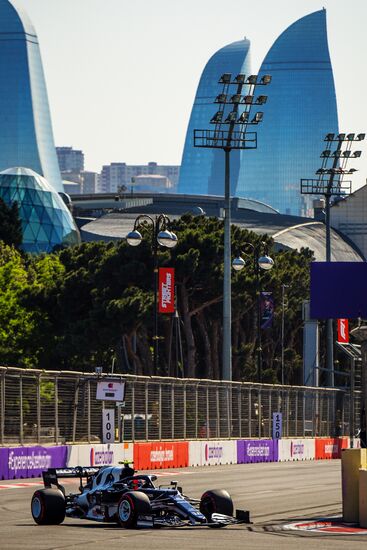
260 291 274 329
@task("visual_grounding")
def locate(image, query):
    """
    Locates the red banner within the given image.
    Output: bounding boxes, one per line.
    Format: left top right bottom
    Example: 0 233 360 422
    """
158 268 175 313
337 319 349 343
134 442 188 470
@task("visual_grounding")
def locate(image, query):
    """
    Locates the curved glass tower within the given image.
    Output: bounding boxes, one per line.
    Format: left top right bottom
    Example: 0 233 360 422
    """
0 167 80 253
0 0 63 193
236 9 338 215
178 39 251 196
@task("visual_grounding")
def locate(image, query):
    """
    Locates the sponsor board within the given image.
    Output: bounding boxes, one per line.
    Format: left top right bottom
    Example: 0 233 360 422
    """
4 446 68 479
0 448 9 479
134 442 188 469
96 380 125 402
237 439 278 463
188 441 237 466
315 437 349 460
203 441 237 466
278 439 315 461
67 443 132 467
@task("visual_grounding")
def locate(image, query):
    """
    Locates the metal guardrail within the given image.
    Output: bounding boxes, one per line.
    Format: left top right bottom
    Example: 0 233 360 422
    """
0 366 359 445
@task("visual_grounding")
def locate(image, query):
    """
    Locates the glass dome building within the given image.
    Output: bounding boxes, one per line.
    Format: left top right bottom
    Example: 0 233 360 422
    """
0 167 80 253
0 0 63 193
178 39 251 196
236 9 339 216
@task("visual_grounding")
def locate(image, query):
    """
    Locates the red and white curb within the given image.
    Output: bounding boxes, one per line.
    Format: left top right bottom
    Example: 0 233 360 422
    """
0 481 44 490
283 518 367 535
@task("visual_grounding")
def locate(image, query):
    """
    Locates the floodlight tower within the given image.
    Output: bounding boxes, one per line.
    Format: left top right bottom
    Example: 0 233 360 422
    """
301 132 365 386
194 72 271 381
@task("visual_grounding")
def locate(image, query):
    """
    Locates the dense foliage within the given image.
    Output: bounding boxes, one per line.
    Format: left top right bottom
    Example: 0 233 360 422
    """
0 198 22 249
0 216 313 383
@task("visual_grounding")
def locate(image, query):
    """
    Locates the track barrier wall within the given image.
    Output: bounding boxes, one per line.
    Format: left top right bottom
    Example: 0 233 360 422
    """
0 447 8 479
67 443 133 468
1 445 68 479
133 442 189 470
278 439 315 461
315 437 350 459
0 438 360 480
237 439 278 463
188 440 237 467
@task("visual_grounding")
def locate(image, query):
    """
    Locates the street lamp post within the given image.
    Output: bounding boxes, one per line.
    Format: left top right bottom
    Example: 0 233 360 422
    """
194 72 271 381
301 132 365 387
126 214 178 374
232 242 274 383
281 284 289 385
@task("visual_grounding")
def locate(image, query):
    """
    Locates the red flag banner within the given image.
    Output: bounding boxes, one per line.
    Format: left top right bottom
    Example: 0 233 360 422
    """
158 268 175 313
337 319 349 344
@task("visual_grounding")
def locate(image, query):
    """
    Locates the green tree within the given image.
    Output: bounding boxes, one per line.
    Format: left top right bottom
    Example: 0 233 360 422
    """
0 242 36 366
0 216 313 384
0 198 22 248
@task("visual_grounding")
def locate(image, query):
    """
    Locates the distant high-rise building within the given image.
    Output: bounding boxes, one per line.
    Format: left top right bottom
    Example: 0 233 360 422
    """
100 162 180 193
56 147 85 173
131 174 173 193
0 0 63 193
178 39 251 196
82 171 98 194
236 9 338 216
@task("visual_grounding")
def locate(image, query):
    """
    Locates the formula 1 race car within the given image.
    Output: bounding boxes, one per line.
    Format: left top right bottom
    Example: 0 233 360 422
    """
31 463 250 528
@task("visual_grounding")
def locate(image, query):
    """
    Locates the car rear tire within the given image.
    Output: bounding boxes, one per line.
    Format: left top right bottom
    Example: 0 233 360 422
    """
117 491 151 528
200 489 233 527
31 488 66 525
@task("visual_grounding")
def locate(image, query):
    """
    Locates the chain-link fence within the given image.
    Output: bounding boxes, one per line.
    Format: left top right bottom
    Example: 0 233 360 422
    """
0 366 359 445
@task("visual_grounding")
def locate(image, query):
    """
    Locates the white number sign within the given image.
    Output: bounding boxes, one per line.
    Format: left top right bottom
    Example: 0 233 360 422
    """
102 409 115 443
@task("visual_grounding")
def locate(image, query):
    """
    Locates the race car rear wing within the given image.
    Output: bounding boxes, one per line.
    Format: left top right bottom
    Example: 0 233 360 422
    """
43 467 102 491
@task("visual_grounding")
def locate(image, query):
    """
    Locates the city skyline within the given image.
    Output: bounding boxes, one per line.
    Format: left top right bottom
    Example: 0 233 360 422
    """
14 0 367 192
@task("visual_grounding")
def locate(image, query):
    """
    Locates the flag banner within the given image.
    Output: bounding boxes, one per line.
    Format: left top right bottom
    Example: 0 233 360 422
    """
260 291 274 329
337 318 349 344
158 267 175 313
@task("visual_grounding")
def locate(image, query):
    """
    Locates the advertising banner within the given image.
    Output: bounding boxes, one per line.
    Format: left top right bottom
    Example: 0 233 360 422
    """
310 262 367 318
134 441 188 470
188 441 202 467
158 268 175 313
188 440 237 467
202 440 237 466
96 380 125 401
337 319 349 344
278 439 315 461
315 437 349 460
7 445 68 479
237 439 278 464
0 448 9 479
67 443 133 467
260 292 274 329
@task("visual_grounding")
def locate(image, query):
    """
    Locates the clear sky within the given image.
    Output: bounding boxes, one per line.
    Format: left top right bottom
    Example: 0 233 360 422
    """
14 0 367 191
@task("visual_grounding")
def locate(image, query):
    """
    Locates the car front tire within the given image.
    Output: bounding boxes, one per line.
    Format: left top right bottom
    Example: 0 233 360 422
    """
199 489 233 527
117 491 151 528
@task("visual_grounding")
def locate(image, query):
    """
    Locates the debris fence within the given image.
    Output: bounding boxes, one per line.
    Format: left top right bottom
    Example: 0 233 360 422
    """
0 367 358 445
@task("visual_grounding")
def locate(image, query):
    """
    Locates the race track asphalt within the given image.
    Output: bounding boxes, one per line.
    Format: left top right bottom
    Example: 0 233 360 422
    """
0 460 364 549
